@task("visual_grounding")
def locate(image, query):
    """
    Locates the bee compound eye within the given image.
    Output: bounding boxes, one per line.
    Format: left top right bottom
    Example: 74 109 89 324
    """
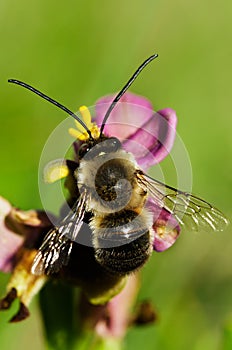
107 137 121 152
78 143 90 158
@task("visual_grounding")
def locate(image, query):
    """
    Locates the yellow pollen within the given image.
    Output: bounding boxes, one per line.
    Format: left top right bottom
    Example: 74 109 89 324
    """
68 105 100 141
79 105 92 128
44 161 69 183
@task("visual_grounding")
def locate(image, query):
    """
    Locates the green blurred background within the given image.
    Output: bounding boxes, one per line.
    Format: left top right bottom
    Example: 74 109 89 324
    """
0 0 231 349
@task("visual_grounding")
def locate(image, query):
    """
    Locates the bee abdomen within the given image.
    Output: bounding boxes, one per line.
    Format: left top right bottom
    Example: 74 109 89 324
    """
94 232 151 275
93 209 152 275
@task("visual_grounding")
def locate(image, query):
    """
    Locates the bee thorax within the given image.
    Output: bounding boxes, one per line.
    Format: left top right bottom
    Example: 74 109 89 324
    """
77 149 145 213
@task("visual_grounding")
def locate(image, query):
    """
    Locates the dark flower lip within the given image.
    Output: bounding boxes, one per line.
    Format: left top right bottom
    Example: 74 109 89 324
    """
95 92 177 171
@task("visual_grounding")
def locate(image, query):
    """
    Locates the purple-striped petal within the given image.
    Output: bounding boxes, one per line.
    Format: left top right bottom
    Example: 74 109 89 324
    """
95 93 177 171
123 108 177 170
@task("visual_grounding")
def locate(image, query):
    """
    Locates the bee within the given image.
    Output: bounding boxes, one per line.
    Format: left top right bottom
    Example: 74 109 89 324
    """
9 54 229 281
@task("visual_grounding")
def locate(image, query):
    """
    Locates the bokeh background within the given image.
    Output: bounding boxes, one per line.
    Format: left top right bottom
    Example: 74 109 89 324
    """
0 0 231 349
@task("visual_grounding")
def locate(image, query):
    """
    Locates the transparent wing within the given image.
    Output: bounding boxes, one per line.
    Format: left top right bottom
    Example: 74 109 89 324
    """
31 190 87 276
136 170 229 232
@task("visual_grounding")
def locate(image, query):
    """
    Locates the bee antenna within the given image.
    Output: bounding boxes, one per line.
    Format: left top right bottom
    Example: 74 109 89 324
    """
8 79 93 140
100 54 158 136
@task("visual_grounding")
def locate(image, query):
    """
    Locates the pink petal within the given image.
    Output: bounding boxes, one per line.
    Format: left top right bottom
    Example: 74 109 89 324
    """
95 92 153 139
0 197 23 273
146 199 180 252
123 108 177 170
95 93 177 171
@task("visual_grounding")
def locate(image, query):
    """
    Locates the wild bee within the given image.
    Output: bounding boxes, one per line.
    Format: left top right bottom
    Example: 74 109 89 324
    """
8 54 229 283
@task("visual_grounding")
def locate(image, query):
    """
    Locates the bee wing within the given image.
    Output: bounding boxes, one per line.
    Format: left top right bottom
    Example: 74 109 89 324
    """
136 171 229 232
31 190 87 276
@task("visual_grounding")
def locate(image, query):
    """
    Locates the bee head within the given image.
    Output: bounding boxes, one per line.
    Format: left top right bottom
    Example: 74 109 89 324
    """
78 137 122 160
